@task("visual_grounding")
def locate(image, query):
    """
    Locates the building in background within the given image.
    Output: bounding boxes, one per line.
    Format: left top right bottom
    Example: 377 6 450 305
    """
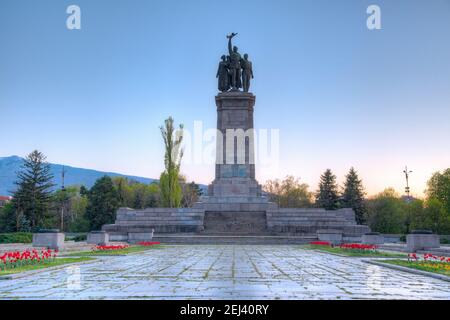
0 196 12 208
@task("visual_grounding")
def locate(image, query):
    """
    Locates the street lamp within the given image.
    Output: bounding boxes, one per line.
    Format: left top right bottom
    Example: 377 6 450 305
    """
403 166 412 201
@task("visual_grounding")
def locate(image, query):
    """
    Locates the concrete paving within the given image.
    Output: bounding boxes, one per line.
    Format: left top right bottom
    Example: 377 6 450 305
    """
0 245 449 300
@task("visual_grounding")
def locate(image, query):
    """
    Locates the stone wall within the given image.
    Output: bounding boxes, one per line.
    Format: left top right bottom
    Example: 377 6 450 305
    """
266 208 369 237
102 208 205 239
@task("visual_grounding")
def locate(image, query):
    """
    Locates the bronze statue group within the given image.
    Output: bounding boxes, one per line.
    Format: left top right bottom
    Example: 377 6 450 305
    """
216 33 254 93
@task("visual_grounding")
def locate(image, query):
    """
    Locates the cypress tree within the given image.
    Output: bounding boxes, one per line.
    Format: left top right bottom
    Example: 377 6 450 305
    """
315 169 339 210
159 117 184 208
342 167 367 224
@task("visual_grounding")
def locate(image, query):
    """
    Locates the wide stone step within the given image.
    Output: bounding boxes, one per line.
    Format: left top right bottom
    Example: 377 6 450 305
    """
151 235 317 245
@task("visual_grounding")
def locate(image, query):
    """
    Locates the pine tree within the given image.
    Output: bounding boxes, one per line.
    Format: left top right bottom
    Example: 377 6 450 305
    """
315 169 339 210
342 167 367 224
85 176 120 230
159 117 184 208
11 150 55 231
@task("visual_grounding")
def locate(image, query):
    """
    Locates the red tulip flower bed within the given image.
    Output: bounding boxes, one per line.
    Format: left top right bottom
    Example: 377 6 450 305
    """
380 253 450 276
138 242 161 246
309 241 331 246
340 243 378 251
0 249 57 271
93 245 129 251
408 253 450 263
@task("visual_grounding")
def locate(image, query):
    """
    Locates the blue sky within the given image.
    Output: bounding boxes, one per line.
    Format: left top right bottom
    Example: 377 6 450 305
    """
1 0 449 196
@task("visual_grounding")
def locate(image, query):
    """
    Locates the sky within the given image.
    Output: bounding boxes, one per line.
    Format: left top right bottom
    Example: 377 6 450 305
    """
0 0 449 197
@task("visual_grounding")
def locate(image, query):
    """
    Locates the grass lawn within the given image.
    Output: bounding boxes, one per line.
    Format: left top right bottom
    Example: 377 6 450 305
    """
304 244 406 258
379 259 450 277
0 257 94 276
64 244 163 257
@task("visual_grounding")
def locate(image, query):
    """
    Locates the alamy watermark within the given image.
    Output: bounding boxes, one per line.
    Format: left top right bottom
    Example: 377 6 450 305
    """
175 121 280 171
66 5 81 30
367 5 381 30
66 265 81 290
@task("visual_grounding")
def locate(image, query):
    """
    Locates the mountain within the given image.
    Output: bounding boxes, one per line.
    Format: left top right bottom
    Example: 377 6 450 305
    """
0 156 156 196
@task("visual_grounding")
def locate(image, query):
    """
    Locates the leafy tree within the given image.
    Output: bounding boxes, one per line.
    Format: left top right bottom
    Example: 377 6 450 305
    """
366 188 407 234
69 192 89 232
181 180 203 208
111 177 160 209
264 176 313 208
51 186 89 232
79 185 89 197
426 169 450 215
10 150 55 231
342 167 367 224
410 198 450 234
159 117 184 208
315 169 339 210
85 176 120 231
112 177 133 207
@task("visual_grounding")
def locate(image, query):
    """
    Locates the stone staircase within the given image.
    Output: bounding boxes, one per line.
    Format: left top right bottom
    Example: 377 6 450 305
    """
202 211 267 235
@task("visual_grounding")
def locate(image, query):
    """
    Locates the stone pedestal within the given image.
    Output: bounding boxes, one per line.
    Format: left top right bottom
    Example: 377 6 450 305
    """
128 230 154 244
87 231 109 245
362 233 384 245
407 233 440 252
317 229 343 245
208 91 263 199
33 232 65 250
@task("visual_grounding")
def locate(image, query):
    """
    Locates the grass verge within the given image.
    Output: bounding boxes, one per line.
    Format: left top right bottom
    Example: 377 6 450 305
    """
64 244 163 256
0 257 94 276
304 244 406 258
379 259 450 277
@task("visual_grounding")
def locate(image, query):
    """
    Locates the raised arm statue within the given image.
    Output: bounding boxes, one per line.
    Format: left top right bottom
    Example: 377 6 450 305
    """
226 33 242 90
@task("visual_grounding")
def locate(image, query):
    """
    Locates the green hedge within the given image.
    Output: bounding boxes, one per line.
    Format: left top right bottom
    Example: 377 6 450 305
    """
65 234 87 242
0 232 33 244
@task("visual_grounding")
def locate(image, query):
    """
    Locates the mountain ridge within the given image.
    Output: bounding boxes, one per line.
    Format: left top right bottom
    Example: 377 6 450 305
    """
0 155 157 196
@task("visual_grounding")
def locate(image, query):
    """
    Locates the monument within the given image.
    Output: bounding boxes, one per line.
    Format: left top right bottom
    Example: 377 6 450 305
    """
103 33 370 243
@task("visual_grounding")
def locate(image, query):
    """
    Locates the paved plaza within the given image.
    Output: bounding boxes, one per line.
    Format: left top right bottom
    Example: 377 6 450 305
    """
0 245 449 299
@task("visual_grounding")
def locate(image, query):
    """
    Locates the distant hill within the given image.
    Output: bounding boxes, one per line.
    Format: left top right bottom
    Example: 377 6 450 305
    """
0 155 156 196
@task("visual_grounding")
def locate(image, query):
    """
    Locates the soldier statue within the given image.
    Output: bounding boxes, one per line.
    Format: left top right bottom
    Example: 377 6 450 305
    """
216 55 230 92
241 53 253 92
226 33 242 90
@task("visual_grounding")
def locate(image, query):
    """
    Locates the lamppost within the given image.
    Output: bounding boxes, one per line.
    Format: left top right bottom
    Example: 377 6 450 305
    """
403 166 412 202
60 166 66 231
403 166 413 234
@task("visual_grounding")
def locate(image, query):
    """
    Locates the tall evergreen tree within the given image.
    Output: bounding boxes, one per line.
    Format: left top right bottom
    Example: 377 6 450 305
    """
11 150 55 231
315 169 339 210
85 176 120 230
159 117 184 208
342 167 367 224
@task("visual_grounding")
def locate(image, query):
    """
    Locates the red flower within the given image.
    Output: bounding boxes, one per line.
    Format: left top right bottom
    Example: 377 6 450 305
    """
138 242 161 246
310 241 331 246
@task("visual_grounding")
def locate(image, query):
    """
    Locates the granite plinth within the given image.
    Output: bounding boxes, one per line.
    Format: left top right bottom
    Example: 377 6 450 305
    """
32 232 65 250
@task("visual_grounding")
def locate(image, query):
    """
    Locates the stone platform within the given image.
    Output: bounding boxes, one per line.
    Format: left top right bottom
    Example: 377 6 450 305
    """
103 205 369 243
102 208 205 241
